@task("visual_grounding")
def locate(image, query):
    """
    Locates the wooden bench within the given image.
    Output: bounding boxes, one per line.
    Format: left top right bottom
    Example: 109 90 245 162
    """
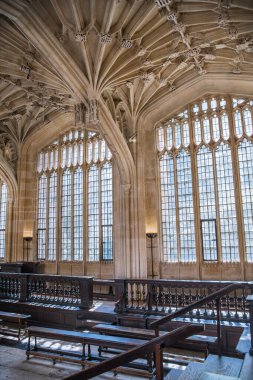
0 311 31 341
93 323 217 357
26 326 148 368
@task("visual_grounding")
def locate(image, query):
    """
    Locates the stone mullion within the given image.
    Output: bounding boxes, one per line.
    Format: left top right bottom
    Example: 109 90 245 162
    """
71 166 74 262
227 96 246 278
45 171 50 261
173 152 181 263
56 139 63 274
188 104 201 276
82 138 87 275
212 147 222 264
98 162 102 265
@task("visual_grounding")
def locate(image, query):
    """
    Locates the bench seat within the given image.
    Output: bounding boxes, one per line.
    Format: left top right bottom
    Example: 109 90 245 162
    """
93 323 217 356
0 311 31 341
26 326 147 367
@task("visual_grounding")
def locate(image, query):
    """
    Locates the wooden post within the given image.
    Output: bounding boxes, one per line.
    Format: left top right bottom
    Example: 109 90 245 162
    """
154 343 164 380
246 295 253 355
19 274 28 302
216 297 222 356
79 276 93 309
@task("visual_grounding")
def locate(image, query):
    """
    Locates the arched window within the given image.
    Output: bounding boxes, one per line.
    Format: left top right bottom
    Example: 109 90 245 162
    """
157 96 253 263
36 130 113 262
0 179 8 260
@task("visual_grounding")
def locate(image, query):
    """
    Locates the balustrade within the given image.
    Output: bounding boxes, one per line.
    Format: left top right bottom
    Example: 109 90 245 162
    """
0 273 93 309
114 279 253 323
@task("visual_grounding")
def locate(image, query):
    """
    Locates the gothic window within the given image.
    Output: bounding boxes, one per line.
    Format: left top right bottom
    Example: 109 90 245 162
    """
159 114 196 263
157 96 253 263
0 180 8 260
36 130 113 262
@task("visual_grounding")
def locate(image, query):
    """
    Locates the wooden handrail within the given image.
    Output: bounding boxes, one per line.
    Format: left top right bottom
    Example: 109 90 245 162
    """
150 283 239 329
64 323 204 380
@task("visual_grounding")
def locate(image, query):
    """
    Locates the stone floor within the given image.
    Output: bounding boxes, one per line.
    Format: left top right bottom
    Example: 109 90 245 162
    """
0 336 151 380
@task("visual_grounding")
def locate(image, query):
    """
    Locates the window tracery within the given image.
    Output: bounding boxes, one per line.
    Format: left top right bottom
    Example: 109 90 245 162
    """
157 96 253 263
37 129 113 262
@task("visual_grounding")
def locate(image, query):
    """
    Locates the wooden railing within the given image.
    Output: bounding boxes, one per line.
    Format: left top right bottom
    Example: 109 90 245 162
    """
0 273 93 309
151 283 240 355
114 279 253 323
64 323 204 380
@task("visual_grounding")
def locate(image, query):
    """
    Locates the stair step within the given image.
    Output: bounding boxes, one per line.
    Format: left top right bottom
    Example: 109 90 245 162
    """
177 362 204 380
199 373 241 380
239 353 253 380
236 326 251 354
176 354 243 380
165 368 184 380
204 354 243 377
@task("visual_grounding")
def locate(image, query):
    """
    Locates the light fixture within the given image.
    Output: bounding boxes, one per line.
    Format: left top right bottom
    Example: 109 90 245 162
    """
129 133 137 143
146 233 158 279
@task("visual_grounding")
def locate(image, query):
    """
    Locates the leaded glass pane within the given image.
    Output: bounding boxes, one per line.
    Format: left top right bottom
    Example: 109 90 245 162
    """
78 142 84 165
93 140 99 162
37 174 47 260
215 143 239 262
166 126 173 150
73 168 83 261
176 151 196 262
0 182 7 260
212 115 220 142
203 117 211 143
221 112 230 140
100 140 106 161
48 172 57 261
88 166 99 261
238 139 253 262
101 163 113 260
194 119 201 145
197 146 217 261
157 127 164 151
243 108 252 136
183 121 190 147
160 154 178 262
234 110 243 138
61 169 71 261
175 122 181 148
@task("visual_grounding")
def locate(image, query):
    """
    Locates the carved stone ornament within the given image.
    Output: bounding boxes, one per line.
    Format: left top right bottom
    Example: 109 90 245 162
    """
0 134 18 172
99 33 112 44
121 39 132 48
75 103 86 125
86 100 99 124
155 0 173 8
75 32 86 42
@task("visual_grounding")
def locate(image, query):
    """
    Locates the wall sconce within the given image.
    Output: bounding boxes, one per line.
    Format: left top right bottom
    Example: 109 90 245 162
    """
23 237 32 262
146 233 157 279
129 133 137 143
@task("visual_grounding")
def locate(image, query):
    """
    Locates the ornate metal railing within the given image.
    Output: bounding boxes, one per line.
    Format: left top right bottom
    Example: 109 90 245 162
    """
0 273 93 309
114 279 253 323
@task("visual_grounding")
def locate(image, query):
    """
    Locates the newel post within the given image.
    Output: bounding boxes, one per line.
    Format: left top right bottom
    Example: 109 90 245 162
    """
246 295 253 355
19 274 29 302
114 279 126 313
79 276 93 309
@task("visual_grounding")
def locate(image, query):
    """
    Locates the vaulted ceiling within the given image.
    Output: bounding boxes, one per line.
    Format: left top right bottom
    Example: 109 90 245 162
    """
0 0 253 170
